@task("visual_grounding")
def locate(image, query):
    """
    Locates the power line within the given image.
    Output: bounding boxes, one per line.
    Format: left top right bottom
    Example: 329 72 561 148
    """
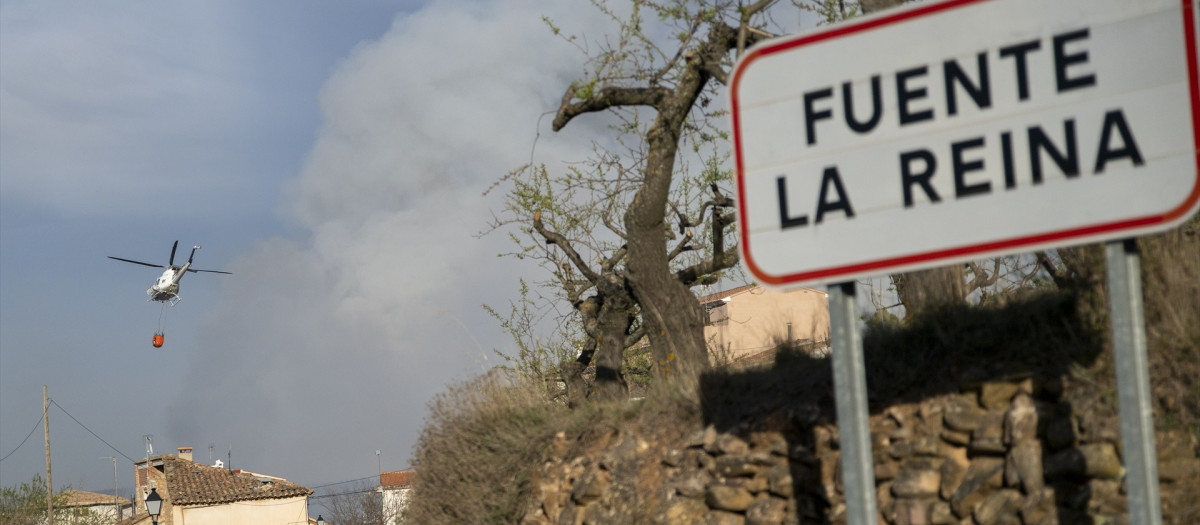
0 412 44 463
49 399 138 464
308 487 380 501
308 475 379 490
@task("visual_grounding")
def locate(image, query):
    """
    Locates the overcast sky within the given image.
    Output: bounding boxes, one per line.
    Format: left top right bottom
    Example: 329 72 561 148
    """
1 0 626 495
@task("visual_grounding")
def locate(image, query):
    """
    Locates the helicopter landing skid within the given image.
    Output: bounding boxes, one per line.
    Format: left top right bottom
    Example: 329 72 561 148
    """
148 290 182 306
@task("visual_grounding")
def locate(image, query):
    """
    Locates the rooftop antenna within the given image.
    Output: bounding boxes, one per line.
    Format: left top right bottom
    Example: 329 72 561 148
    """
144 435 154 459
208 444 214 463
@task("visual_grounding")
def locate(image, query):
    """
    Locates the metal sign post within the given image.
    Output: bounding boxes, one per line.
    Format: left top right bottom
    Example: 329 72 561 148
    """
828 282 877 524
1105 239 1163 525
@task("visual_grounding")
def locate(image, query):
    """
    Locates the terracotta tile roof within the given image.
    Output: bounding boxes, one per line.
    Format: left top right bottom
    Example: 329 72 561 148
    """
380 470 415 488
698 284 757 305
698 284 824 305
160 455 312 505
61 489 130 507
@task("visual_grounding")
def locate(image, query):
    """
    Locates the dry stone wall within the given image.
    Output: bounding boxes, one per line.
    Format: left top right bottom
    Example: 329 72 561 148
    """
521 375 1199 524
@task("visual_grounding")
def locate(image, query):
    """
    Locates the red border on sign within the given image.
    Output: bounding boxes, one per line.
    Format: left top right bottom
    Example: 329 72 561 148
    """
730 0 1200 286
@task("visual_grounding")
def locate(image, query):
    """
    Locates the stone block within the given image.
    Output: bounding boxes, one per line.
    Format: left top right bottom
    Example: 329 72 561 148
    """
969 411 1007 455
664 497 707 525
943 396 986 432
939 447 970 500
715 455 760 478
875 460 899 481
736 474 769 494
887 439 913 460
940 429 970 447
1005 440 1044 494
706 484 754 512
949 457 1004 518
1018 487 1056 525
972 489 1021 525
702 510 746 525
980 381 1021 410
891 465 940 499
749 432 789 457
929 501 954 525
745 497 787 525
892 498 935 525
690 425 717 449
674 469 710 499
911 435 944 457
1003 393 1038 445
711 434 750 456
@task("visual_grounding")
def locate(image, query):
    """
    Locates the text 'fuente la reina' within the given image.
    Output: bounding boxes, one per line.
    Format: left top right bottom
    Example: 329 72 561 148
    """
776 27 1145 230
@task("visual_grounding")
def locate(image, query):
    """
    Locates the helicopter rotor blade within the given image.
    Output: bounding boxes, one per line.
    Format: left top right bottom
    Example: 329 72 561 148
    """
108 256 166 269
169 241 179 266
187 268 232 275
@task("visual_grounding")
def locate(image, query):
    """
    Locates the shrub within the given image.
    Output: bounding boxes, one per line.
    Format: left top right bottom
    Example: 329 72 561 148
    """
406 372 564 524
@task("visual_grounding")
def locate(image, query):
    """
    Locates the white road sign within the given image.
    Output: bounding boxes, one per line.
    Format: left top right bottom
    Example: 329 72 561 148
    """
730 0 1200 286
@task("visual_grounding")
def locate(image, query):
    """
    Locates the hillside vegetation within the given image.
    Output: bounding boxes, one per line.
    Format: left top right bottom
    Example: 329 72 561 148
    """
406 216 1199 524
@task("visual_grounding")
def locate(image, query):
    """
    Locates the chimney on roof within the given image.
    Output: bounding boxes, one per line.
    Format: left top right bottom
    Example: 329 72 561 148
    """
178 446 193 462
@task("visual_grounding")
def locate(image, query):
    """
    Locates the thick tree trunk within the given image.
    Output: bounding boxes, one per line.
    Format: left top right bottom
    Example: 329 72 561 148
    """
623 45 716 397
564 291 634 404
592 293 633 400
627 236 709 395
893 266 965 317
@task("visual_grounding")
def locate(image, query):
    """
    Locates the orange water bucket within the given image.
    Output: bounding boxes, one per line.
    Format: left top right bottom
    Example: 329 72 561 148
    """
152 333 165 348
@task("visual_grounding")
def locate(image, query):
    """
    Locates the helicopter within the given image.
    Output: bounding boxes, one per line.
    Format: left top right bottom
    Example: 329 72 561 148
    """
109 241 231 307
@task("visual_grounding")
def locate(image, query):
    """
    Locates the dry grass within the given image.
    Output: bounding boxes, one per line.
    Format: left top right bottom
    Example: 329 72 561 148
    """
1139 215 1200 434
405 373 563 524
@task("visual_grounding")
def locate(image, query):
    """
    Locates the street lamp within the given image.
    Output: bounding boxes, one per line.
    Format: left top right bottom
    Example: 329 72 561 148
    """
316 515 326 525
145 488 163 525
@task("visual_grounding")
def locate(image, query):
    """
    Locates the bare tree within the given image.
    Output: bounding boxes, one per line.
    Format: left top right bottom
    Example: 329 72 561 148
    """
319 480 389 525
490 0 793 400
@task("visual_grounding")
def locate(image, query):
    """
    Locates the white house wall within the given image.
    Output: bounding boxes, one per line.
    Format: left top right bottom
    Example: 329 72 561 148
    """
170 496 309 525
704 287 830 362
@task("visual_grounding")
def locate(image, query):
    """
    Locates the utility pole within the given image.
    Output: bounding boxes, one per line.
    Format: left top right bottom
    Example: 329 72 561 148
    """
102 457 118 524
44 385 54 525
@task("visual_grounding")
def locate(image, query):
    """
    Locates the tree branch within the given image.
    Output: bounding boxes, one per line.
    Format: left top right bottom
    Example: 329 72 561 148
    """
668 230 695 261
552 85 672 131
533 210 602 284
623 325 647 349
675 249 739 287
965 258 1002 293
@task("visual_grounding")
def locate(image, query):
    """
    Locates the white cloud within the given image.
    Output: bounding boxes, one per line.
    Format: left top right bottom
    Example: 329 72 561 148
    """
166 0 616 482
